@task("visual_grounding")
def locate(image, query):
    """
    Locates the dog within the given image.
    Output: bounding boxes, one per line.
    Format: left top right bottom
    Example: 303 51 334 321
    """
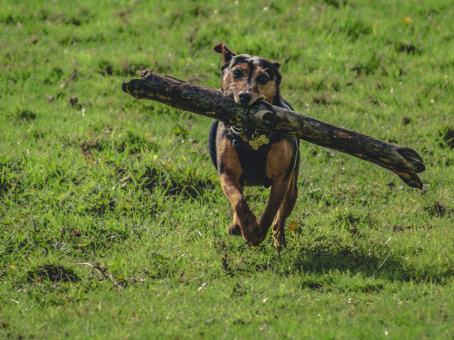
209 44 300 247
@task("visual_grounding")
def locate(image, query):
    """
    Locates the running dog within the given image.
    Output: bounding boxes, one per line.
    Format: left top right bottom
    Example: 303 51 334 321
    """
209 43 299 247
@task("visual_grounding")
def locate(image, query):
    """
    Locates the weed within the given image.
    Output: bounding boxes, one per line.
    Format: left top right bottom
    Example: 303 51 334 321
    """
395 40 421 55
352 54 381 75
25 265 79 284
424 202 451 218
98 59 114 76
439 126 454 149
333 18 372 42
15 109 36 122
323 0 347 8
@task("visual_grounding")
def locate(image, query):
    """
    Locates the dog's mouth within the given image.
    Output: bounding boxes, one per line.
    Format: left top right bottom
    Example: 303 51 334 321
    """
233 93 266 106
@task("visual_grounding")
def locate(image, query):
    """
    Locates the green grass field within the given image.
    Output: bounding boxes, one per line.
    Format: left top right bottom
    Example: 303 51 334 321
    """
1 0 454 338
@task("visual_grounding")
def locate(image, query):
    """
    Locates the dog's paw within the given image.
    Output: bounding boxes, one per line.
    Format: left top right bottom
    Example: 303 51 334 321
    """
227 224 242 236
273 234 286 249
243 220 265 246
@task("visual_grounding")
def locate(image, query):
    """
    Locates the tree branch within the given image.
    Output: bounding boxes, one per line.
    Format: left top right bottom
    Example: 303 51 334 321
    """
122 71 425 189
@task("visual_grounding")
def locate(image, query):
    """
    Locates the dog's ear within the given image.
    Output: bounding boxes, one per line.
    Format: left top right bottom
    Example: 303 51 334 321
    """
213 44 236 65
271 61 282 86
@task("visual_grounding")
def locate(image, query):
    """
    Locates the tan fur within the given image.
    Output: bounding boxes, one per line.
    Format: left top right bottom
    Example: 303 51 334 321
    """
223 63 278 105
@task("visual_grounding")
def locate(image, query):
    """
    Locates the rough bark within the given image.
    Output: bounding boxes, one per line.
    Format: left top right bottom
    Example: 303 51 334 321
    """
122 71 425 189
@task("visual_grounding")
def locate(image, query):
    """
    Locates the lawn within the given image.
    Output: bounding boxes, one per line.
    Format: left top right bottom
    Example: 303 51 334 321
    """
1 0 454 339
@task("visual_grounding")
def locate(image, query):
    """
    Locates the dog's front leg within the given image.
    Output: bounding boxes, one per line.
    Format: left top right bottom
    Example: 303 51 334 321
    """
220 173 264 246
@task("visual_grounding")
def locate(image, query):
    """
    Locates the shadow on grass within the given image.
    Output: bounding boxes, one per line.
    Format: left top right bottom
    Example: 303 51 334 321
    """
237 235 453 286
25 265 79 284
285 241 454 284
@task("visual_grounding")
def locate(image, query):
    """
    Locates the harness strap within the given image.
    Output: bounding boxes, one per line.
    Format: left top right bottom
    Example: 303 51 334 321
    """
229 128 272 187
229 127 271 151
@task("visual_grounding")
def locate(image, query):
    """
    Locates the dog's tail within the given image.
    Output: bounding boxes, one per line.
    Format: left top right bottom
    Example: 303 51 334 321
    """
208 120 219 170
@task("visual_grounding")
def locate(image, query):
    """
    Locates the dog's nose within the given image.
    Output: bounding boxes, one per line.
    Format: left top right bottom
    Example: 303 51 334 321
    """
238 92 252 105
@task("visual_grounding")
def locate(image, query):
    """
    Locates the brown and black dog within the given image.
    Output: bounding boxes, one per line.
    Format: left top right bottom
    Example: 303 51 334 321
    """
209 44 300 247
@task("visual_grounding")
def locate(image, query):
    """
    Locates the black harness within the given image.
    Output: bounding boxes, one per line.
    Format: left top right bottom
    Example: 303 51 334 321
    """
208 99 299 188
229 127 274 187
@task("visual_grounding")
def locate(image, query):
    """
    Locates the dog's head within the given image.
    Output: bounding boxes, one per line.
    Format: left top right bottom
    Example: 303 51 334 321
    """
214 43 282 106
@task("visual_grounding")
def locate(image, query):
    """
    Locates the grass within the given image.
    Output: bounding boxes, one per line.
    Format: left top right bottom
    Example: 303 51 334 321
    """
1 0 454 338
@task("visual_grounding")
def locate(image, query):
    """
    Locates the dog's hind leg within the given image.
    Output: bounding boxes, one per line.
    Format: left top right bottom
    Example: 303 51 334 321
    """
257 139 296 244
257 174 292 242
272 170 298 247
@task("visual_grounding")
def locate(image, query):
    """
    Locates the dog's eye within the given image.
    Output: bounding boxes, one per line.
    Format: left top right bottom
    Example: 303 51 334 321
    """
256 75 269 84
232 70 243 78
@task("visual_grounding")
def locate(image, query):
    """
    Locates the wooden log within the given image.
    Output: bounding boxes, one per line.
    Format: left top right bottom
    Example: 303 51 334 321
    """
122 71 425 189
